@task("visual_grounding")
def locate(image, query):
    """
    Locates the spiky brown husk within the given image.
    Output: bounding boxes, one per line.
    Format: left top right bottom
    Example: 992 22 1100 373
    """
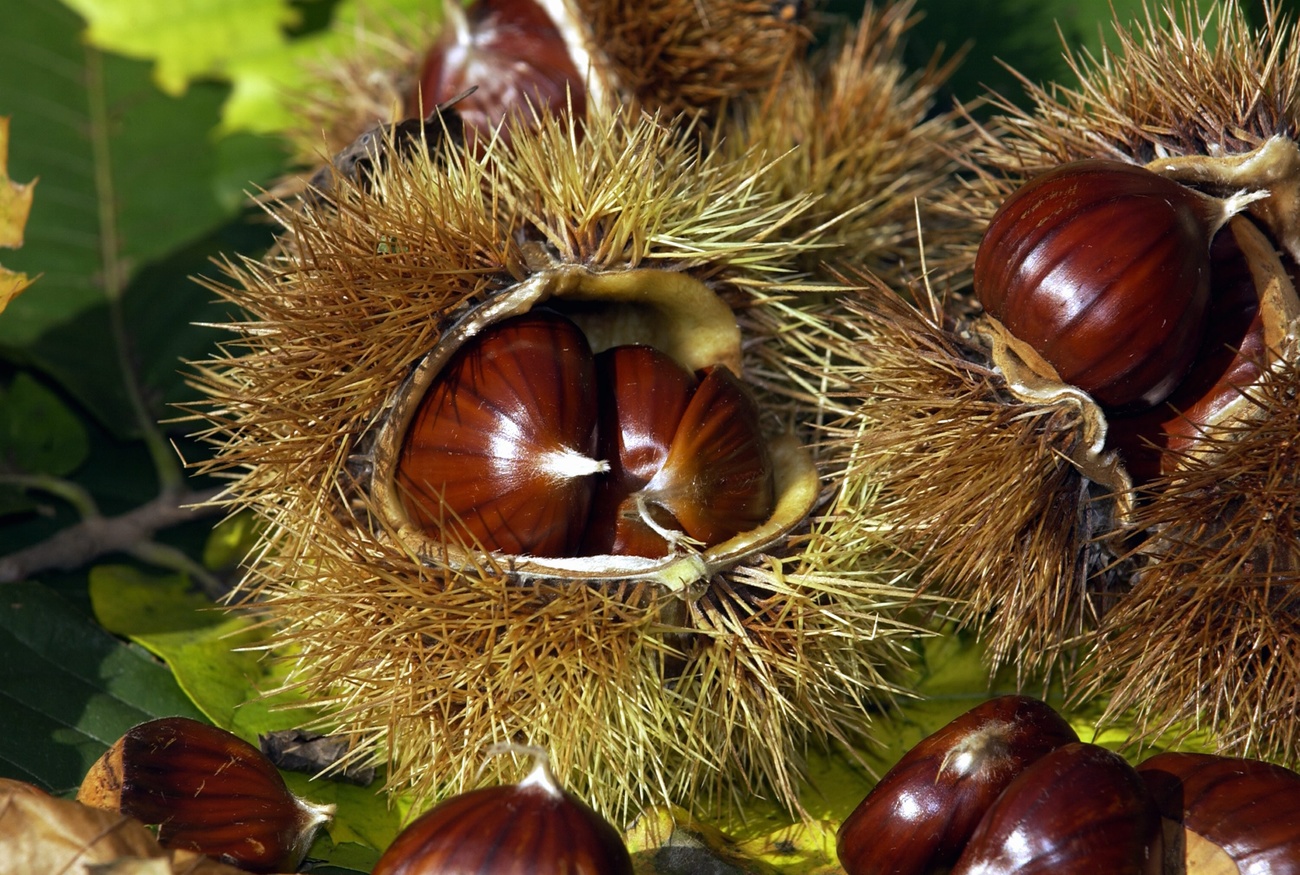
575 0 809 119
871 0 1300 762
1084 348 1300 763
811 273 1134 686
726 1 966 280
189 109 928 821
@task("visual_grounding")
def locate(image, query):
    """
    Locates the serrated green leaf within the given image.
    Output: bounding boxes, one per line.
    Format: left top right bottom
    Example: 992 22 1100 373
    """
87 565 405 854
87 564 318 737
0 372 90 476
0 581 206 794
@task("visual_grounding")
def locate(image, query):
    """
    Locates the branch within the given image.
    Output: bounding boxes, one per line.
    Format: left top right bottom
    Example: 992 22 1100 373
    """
0 487 224 585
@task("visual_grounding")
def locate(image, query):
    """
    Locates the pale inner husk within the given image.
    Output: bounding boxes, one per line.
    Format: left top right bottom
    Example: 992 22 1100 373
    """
368 264 819 592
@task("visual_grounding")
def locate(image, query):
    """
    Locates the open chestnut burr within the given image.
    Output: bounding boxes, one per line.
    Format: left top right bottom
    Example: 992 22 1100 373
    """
837 0 1300 768
188 86 951 821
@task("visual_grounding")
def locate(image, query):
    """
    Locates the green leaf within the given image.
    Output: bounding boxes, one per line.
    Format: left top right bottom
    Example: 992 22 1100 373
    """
0 581 206 794
0 369 89 478
59 0 301 98
87 564 406 854
0 372 90 476
201 509 263 572
52 0 437 135
0 2 276 435
87 564 318 738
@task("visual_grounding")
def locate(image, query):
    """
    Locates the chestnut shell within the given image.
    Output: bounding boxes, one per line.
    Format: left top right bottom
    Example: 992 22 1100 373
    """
975 160 1216 412
950 742 1162 875
1138 752 1300 875
372 770 633 875
409 0 587 146
396 311 601 557
583 345 698 557
76 717 331 874
836 695 1078 875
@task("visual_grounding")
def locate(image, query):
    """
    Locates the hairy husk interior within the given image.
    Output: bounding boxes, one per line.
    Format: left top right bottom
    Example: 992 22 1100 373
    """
850 0 1300 764
189 107 943 822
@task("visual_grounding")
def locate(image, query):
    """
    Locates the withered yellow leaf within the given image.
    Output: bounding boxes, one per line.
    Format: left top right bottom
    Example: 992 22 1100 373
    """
0 780 255 874
0 116 37 313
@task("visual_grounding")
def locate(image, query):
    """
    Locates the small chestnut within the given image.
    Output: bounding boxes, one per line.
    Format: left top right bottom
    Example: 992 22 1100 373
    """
408 0 587 146
396 311 604 557
77 717 335 874
836 695 1078 875
950 742 1162 875
1138 752 1300 875
974 160 1232 412
371 747 633 875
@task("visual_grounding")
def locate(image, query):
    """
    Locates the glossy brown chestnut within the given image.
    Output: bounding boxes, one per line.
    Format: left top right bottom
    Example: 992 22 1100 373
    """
1138 752 1300 875
1107 224 1267 483
77 717 334 874
408 0 587 147
950 742 1162 875
396 311 603 557
975 160 1222 412
836 696 1079 875
371 751 633 875
639 365 775 547
582 345 698 558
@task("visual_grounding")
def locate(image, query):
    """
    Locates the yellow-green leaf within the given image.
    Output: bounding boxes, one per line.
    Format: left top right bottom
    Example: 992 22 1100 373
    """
57 0 436 134
0 116 36 311
58 0 299 97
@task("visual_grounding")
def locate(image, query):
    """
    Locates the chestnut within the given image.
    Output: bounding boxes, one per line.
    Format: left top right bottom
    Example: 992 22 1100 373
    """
836 695 1078 875
950 742 1162 875
1106 217 1271 483
408 0 588 147
396 311 604 557
77 717 335 874
644 364 775 547
1138 752 1300 874
583 344 698 558
372 747 632 875
974 160 1233 412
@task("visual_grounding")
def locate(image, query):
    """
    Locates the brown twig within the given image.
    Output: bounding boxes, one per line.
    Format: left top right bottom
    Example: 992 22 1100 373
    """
0 487 224 587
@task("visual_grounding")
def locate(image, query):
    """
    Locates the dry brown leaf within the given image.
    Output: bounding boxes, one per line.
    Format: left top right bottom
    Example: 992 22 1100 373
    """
0 781 268 875
0 115 37 312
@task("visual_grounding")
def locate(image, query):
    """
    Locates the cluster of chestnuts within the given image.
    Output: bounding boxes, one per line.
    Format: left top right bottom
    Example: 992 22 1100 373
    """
188 0 1300 843
841 0 1300 768
837 696 1300 874
395 309 773 559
